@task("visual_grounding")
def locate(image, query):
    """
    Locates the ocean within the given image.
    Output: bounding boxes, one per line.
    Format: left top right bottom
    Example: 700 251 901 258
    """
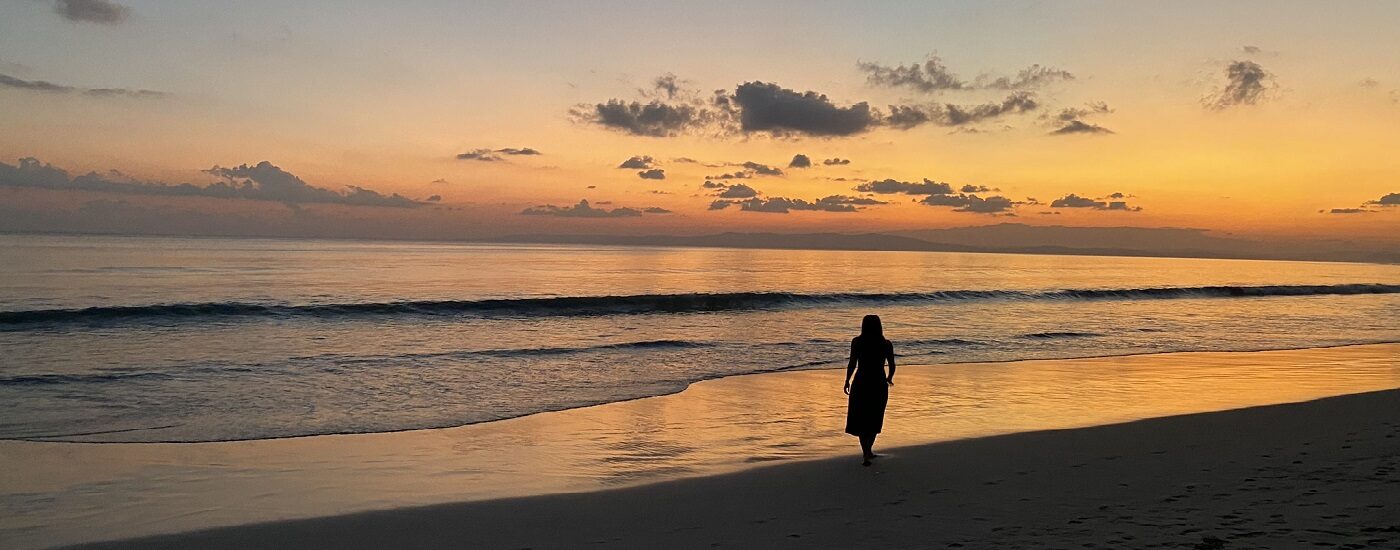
2 233 1398 443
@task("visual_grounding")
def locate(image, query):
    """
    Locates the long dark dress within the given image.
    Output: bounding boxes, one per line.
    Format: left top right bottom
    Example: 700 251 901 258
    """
845 336 892 436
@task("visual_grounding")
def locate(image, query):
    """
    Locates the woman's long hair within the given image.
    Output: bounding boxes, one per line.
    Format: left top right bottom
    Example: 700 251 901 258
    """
860 314 884 341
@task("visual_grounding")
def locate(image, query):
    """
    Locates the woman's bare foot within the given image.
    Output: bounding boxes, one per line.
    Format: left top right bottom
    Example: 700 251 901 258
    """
862 458 872 466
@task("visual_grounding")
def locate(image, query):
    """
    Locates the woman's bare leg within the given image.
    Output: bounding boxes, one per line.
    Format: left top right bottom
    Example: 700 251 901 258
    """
859 434 875 465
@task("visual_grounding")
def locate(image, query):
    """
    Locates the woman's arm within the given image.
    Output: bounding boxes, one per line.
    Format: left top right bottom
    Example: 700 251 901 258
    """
844 338 857 394
885 340 896 385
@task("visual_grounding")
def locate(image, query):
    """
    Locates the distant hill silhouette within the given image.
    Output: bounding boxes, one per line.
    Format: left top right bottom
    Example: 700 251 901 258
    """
497 224 1399 264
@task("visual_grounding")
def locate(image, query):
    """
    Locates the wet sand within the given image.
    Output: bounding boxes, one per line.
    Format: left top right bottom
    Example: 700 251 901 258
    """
80 388 1400 549
2 344 1396 548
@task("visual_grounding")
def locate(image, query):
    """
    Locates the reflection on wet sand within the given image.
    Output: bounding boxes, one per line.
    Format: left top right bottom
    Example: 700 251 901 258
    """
1 344 1397 548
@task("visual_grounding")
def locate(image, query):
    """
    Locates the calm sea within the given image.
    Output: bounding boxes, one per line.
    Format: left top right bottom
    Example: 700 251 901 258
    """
2 233 1398 443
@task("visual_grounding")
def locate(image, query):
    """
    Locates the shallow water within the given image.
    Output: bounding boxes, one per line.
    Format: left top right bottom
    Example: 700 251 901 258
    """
1 234 1398 442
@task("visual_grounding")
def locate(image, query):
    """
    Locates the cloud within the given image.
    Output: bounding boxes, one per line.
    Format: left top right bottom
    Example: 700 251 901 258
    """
823 158 851 165
701 180 725 189
1049 193 1142 211
858 55 1073 94
1205 60 1276 110
574 98 712 137
858 56 966 93
729 196 868 213
0 157 420 208
1242 45 1262 55
431 178 449 184
960 184 997 193
456 147 542 161
637 168 666 180
426 195 442 202
741 161 783 176
731 81 879 136
788 154 812 168
941 93 1039 125
647 74 683 100
708 200 732 210
0 72 166 98
1050 120 1114 135
520 199 670 218
854 178 955 195
1047 102 1112 122
717 183 759 199
618 155 656 169
1365 192 1399 206
919 193 1017 213
1328 192 1400 213
707 171 751 180
884 92 1040 129
53 0 129 24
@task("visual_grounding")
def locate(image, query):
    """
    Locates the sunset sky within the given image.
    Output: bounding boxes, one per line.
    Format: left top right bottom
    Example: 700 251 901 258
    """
2 0 1397 242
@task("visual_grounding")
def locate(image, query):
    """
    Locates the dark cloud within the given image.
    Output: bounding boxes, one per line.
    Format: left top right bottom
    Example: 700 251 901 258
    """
1205 60 1275 110
884 93 1040 129
859 56 1073 93
0 72 166 98
708 200 732 210
1365 192 1400 206
960 184 997 193
575 99 710 137
1242 45 1262 55
0 157 419 208
430 178 449 184
1050 193 1142 211
426 195 442 202
741 161 784 176
733 196 862 213
708 171 751 180
820 195 886 206
701 180 725 189
731 81 879 136
788 154 812 168
54 0 129 24
1047 102 1112 122
858 57 966 93
637 168 666 180
520 199 669 218
823 158 851 165
942 93 1039 125
647 74 683 100
717 183 759 199
976 65 1075 90
456 150 502 162
855 178 955 195
456 147 542 161
919 193 1016 213
1050 120 1114 135
1328 192 1400 213
618 155 656 169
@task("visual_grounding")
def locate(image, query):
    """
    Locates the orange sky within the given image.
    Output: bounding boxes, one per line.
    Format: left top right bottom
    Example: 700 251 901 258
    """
1 1 1397 242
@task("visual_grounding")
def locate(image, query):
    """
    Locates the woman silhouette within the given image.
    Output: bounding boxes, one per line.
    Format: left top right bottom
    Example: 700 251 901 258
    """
844 314 895 466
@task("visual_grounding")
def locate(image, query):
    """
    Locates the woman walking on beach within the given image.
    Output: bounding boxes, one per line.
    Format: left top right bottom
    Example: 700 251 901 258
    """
844 314 895 466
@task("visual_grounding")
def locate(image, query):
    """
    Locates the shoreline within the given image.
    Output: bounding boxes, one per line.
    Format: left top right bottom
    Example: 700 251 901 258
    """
3 344 1397 548
78 389 1400 549
7 340 1395 446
